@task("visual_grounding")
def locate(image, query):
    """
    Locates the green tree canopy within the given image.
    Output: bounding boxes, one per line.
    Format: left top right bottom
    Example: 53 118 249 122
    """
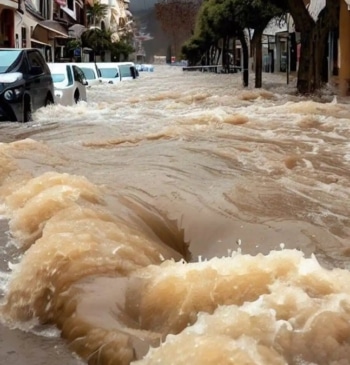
184 0 285 86
86 0 108 27
110 39 135 62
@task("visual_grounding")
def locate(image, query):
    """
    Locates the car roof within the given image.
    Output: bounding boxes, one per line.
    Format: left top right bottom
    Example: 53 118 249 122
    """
115 62 135 66
73 62 97 67
0 48 34 51
0 48 44 54
47 63 69 71
96 63 119 67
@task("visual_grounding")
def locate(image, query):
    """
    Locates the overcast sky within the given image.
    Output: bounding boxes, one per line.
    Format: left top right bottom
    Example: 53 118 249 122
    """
129 0 157 11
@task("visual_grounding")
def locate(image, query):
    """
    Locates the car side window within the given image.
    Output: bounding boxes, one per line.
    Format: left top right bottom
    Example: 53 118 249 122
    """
27 51 44 75
72 66 85 84
80 68 95 80
66 65 74 86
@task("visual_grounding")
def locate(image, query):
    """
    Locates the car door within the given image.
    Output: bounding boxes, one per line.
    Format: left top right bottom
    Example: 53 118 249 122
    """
26 50 51 109
72 65 87 101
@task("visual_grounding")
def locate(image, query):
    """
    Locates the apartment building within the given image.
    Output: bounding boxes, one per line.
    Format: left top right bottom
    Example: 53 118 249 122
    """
0 0 133 62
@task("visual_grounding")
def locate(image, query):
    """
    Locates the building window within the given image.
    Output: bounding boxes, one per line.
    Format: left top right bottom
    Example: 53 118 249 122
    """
26 0 51 19
62 0 76 20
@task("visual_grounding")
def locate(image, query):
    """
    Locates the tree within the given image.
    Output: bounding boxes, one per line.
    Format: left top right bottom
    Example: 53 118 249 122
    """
110 39 135 62
81 28 112 61
185 0 285 87
86 0 108 27
196 0 250 85
267 0 340 93
230 0 286 88
155 0 203 60
83 0 109 61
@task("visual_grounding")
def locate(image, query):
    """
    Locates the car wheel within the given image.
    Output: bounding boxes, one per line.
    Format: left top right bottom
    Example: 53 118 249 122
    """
74 90 80 104
23 96 32 123
45 93 54 106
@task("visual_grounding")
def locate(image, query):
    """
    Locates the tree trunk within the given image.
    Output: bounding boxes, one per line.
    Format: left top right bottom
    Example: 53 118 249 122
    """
255 38 262 88
285 0 340 93
222 36 229 72
268 0 340 92
216 45 222 65
239 32 249 87
318 0 340 83
297 4 339 93
297 28 317 93
252 29 263 88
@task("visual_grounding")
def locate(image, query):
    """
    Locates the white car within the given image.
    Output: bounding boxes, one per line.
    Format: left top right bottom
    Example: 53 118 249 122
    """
116 62 139 80
72 62 102 86
96 62 121 84
48 63 87 105
136 64 154 72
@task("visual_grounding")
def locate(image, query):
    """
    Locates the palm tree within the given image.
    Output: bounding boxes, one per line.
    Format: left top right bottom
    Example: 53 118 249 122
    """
82 28 112 52
85 0 109 61
81 28 113 61
86 0 108 28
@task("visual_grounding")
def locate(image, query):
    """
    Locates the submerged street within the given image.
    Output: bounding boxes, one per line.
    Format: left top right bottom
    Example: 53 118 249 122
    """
1 66 350 364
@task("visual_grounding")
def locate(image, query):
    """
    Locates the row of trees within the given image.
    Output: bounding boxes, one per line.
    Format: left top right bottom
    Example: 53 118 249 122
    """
155 0 341 94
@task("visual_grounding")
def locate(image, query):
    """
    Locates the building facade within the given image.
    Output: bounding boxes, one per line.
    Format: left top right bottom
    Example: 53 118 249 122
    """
0 0 19 48
339 0 350 95
0 0 133 62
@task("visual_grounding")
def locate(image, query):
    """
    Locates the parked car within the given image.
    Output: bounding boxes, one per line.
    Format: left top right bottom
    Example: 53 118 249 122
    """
0 48 54 122
116 62 139 81
47 63 87 105
136 64 154 72
96 62 121 84
72 62 101 86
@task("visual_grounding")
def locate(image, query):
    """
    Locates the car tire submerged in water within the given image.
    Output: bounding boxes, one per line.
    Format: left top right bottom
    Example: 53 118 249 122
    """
45 93 54 106
74 90 80 104
23 95 32 123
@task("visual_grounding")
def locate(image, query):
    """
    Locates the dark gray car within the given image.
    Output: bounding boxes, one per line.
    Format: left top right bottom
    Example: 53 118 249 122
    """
0 48 54 122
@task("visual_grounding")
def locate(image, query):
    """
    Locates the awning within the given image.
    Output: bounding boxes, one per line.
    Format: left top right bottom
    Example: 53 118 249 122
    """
33 20 69 39
1 0 18 9
68 24 87 38
31 38 51 47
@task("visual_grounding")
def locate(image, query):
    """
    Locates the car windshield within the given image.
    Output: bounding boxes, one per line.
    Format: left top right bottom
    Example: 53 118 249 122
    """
99 68 119 78
51 74 66 83
80 68 96 80
0 50 22 73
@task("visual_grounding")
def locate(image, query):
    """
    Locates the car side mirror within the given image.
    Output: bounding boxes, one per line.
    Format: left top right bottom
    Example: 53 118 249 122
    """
82 79 88 86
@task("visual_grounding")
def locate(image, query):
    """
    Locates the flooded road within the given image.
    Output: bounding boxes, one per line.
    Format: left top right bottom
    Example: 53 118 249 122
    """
0 66 350 365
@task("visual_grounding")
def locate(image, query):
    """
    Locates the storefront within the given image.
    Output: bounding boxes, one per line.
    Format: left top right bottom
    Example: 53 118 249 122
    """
31 20 69 62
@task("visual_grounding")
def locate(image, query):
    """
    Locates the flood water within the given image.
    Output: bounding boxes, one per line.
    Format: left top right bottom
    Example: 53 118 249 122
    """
1 66 350 365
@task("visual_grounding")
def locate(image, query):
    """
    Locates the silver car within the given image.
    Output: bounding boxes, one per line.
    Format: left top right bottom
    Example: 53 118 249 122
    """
47 63 87 105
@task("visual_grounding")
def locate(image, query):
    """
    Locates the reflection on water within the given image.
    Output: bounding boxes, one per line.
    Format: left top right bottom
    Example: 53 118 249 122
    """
0 66 350 364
